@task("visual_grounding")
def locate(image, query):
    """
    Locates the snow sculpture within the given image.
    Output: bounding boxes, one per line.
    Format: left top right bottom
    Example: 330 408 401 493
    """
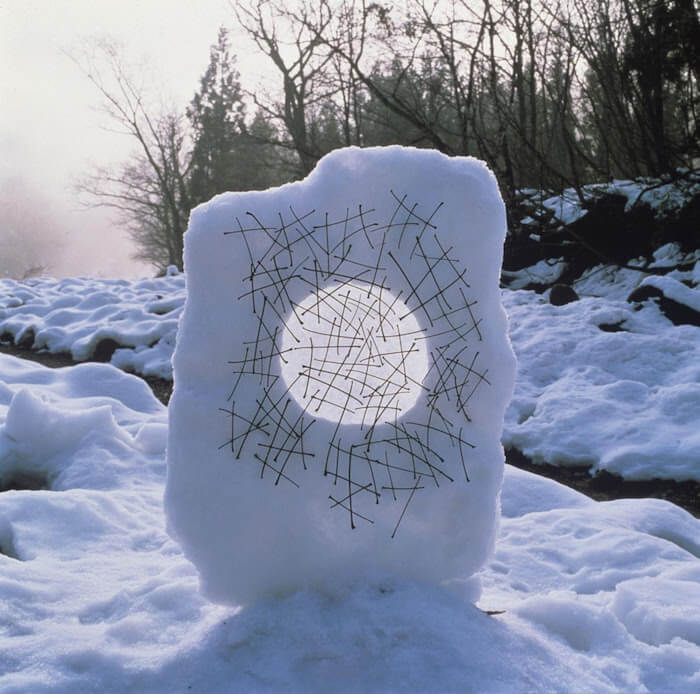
165 147 515 605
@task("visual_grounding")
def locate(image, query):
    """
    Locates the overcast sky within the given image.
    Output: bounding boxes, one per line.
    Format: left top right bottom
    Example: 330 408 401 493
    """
0 0 262 277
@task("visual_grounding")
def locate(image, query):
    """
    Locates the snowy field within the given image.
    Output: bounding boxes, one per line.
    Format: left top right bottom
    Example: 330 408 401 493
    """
0 268 185 380
0 220 698 689
2 242 698 482
0 352 698 692
503 247 700 482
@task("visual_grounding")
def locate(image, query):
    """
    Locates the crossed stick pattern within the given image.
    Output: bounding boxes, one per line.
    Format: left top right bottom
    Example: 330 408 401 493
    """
221 191 489 536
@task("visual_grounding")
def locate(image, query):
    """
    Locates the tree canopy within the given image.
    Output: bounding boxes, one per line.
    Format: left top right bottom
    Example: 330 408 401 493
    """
80 1 699 270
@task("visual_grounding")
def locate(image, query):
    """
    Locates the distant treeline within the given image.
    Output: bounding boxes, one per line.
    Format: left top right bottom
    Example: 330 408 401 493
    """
79 1 700 271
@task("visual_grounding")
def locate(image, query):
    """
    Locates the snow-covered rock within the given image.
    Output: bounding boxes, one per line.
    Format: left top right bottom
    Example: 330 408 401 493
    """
631 275 700 327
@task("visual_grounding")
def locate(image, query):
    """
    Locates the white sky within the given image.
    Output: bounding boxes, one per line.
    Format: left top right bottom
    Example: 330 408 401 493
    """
0 0 266 277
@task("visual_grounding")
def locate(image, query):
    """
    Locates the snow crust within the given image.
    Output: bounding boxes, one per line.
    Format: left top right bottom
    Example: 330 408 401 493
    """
0 273 185 379
0 351 698 692
166 147 516 605
503 290 700 480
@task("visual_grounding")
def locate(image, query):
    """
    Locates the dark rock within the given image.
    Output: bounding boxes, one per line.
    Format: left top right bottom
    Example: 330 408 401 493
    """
568 193 655 268
522 283 552 294
598 321 626 332
142 375 173 406
0 470 48 492
590 470 623 493
627 285 664 303
549 284 579 306
658 190 700 251
658 297 700 327
504 448 700 517
16 329 34 350
627 285 700 327
92 338 121 362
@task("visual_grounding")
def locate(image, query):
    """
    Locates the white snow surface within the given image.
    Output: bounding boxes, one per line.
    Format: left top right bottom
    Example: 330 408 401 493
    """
501 257 567 289
0 352 698 692
503 290 700 480
570 245 699 303
166 147 516 605
0 271 185 379
1 247 697 484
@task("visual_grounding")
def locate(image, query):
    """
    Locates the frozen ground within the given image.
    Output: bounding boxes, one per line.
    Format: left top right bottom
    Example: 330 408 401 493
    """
0 353 698 692
1 244 697 483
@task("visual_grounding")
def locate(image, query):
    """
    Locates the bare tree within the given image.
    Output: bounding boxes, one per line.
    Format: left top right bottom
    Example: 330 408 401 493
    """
260 0 589 194
563 0 700 178
232 0 338 175
72 40 192 271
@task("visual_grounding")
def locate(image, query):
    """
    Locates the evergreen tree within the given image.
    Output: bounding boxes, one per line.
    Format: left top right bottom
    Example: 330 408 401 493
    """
620 0 700 173
243 109 298 187
187 27 249 205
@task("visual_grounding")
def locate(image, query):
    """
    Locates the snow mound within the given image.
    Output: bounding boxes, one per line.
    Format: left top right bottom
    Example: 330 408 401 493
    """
0 274 186 379
166 146 515 605
503 290 700 480
0 355 164 496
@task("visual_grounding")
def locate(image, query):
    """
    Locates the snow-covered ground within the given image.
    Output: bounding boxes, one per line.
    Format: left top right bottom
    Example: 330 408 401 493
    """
0 268 185 380
0 353 698 692
2 244 697 482
503 291 700 482
502 243 700 482
0 185 698 689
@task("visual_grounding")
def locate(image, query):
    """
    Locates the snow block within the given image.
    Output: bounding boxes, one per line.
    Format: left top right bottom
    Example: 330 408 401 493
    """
165 146 515 605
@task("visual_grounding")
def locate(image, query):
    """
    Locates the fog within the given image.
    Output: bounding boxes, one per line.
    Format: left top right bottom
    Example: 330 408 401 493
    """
0 0 240 279
0 174 151 279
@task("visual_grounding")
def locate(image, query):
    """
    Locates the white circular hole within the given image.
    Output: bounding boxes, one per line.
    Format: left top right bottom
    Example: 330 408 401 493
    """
280 282 429 425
